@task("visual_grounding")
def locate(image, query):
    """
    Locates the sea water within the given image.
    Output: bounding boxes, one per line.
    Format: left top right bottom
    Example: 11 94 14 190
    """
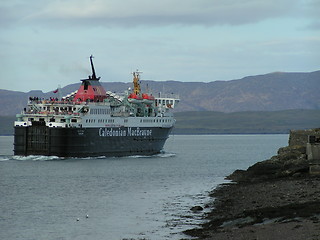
0 134 288 240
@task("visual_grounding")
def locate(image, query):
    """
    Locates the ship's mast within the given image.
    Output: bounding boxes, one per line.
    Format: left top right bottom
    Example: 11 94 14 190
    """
132 70 142 95
72 55 106 102
90 55 99 80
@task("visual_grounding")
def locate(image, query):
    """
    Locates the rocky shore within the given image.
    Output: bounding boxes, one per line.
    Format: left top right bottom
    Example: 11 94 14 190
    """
184 129 320 240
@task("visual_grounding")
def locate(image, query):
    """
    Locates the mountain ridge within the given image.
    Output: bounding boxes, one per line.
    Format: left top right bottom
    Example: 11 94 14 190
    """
1 70 319 116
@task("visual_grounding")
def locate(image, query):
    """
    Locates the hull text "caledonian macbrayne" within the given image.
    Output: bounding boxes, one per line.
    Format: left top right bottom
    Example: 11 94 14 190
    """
99 127 153 137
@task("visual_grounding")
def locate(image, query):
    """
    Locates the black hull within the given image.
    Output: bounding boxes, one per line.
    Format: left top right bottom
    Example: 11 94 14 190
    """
14 125 172 157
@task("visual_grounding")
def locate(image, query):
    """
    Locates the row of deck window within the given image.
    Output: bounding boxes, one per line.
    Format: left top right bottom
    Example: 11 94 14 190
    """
85 119 115 123
36 106 78 112
140 118 172 123
27 117 77 123
90 108 111 114
84 118 172 124
156 99 174 105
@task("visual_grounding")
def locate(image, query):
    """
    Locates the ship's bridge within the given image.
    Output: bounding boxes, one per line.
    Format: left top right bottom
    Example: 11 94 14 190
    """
155 93 180 109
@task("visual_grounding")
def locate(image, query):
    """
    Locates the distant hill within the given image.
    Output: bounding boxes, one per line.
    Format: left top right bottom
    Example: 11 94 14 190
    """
0 71 319 116
2 110 319 135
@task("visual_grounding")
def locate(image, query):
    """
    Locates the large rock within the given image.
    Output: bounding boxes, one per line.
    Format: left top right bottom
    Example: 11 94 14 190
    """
190 206 204 212
228 130 319 182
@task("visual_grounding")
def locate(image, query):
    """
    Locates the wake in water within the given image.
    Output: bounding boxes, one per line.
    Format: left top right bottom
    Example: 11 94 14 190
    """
155 151 176 158
0 155 61 161
127 151 176 159
12 155 61 161
0 156 11 161
0 151 176 162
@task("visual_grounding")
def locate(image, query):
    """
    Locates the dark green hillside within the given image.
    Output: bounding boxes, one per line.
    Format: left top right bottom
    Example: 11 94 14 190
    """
174 109 320 134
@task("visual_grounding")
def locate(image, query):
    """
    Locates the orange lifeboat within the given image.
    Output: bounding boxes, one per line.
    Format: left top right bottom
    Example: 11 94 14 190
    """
128 93 142 99
128 93 142 103
142 94 154 100
142 93 154 103
128 93 138 99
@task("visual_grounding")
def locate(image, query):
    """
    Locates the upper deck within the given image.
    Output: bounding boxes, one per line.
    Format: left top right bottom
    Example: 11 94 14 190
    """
14 56 179 129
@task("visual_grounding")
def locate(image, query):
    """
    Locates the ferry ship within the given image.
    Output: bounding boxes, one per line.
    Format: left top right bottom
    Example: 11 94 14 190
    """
14 56 179 157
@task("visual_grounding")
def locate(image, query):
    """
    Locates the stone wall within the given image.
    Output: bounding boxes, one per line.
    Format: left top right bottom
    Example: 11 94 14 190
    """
289 129 320 146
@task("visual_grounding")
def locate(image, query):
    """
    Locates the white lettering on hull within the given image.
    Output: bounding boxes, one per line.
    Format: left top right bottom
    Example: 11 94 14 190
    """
99 127 152 137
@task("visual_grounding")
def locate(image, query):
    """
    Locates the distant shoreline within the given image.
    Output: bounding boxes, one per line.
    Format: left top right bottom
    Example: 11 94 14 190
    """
0 133 290 137
2 109 319 135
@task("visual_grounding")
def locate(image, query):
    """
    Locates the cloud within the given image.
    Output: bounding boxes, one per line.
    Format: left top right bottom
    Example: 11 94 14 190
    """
0 1 45 27
1 0 310 28
300 0 320 30
305 21 320 30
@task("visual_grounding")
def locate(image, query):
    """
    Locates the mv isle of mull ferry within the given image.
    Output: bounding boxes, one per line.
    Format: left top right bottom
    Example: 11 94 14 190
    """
14 56 179 157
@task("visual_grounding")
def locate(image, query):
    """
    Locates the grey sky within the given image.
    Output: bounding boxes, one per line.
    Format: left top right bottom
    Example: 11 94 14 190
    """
1 0 319 92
